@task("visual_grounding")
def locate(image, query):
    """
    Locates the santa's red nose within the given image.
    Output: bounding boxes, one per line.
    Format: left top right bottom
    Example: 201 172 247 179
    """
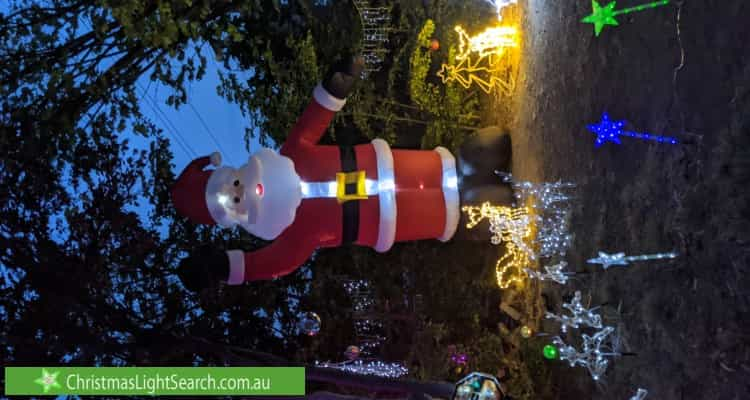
255 183 264 197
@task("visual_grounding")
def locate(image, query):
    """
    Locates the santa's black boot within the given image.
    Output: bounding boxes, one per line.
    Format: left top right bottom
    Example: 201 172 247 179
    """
458 125 512 185
455 126 515 241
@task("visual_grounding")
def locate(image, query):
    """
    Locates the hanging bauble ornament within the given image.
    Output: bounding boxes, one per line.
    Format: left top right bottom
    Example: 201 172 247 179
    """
520 326 532 338
543 344 559 360
344 345 361 360
299 312 321 336
430 39 440 51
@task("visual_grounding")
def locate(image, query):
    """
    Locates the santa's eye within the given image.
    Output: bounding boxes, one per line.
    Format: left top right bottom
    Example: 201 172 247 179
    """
233 196 240 203
233 180 240 186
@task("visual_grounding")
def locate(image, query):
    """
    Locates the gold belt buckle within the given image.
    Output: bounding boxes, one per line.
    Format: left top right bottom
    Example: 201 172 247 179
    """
336 171 368 203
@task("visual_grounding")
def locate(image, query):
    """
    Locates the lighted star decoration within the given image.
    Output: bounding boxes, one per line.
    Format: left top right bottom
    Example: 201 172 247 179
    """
587 113 679 147
587 251 678 269
34 369 62 393
582 0 670 36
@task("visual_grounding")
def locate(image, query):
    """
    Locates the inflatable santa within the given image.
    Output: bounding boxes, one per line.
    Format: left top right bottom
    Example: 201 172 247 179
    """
173 56 509 292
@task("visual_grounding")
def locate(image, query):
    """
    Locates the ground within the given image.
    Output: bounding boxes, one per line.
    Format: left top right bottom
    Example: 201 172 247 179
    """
483 1 750 399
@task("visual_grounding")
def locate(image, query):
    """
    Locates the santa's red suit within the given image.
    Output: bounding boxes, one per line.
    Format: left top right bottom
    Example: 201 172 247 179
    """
172 84 459 284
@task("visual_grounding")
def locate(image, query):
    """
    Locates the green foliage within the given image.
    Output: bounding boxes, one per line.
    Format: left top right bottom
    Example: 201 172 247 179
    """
408 19 480 151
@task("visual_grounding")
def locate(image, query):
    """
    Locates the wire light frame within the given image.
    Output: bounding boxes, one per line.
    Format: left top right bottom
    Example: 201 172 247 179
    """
353 0 392 76
438 25 518 96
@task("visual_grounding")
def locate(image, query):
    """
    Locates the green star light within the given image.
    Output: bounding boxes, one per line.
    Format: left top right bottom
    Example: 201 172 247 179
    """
34 368 62 393
582 0 670 36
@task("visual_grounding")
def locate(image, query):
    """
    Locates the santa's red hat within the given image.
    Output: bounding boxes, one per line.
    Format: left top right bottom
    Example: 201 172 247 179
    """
171 152 222 225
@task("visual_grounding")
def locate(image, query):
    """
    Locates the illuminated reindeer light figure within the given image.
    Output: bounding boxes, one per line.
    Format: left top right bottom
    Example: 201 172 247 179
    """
438 25 518 95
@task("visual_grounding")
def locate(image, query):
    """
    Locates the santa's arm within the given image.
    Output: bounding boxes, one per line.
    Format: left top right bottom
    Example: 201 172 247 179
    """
225 219 319 282
281 89 343 151
281 56 364 152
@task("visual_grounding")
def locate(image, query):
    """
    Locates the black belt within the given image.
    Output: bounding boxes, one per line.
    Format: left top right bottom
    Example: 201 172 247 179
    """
340 146 359 245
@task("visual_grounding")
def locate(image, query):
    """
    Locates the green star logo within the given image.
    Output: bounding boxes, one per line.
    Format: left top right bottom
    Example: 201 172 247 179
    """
34 368 61 393
582 0 619 36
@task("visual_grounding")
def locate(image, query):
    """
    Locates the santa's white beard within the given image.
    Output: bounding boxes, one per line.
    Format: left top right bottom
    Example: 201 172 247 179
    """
239 148 302 240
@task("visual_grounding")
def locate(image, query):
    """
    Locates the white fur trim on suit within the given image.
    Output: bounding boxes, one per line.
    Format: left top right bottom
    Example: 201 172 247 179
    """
210 152 222 167
313 84 347 112
434 146 460 242
371 138 397 252
226 250 245 285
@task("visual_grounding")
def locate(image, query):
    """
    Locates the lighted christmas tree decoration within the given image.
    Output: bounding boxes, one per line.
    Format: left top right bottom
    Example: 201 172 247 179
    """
438 54 516 95
314 359 408 378
545 291 603 333
453 372 506 400
582 0 670 36
587 113 679 147
629 388 649 400
454 25 518 60
438 24 518 95
525 261 572 285
587 251 678 269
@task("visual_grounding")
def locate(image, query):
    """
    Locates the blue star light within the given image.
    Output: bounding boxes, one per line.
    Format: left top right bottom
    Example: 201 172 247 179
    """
586 113 679 147
587 113 625 147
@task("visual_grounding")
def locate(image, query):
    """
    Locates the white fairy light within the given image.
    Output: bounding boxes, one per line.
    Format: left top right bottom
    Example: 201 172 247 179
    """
545 291 602 333
353 1 392 75
587 251 678 269
485 0 518 21
552 325 620 381
315 359 408 378
525 261 572 285
629 388 648 400
496 171 575 259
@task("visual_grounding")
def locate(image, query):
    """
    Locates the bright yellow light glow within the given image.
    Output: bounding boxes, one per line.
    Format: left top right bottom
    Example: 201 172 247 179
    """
462 202 535 289
454 25 518 61
438 25 519 95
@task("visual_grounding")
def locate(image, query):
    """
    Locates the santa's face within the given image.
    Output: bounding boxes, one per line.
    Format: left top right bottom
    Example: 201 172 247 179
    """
237 149 302 240
206 149 301 239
